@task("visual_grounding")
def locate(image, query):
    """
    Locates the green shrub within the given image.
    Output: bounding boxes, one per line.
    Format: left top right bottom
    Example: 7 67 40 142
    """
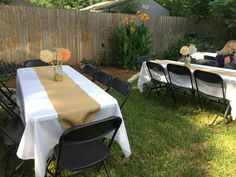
80 59 98 66
163 31 225 61
117 13 152 69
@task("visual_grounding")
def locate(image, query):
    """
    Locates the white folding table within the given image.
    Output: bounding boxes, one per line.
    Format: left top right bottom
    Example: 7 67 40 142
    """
16 65 131 177
138 61 236 120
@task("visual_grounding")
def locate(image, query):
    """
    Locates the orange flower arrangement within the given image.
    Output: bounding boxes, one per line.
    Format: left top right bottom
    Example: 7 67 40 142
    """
40 47 71 64
40 47 71 81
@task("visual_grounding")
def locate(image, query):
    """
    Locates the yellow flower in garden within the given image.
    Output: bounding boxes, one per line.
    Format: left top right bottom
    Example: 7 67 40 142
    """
136 10 142 16
122 17 129 25
130 27 136 33
141 13 150 23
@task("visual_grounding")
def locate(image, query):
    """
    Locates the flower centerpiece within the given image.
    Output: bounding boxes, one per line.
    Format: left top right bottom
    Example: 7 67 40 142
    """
180 44 197 67
40 48 71 81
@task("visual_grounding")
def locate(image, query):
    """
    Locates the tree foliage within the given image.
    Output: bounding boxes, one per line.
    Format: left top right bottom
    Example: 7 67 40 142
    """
28 0 107 9
0 0 12 5
157 0 213 18
210 0 236 33
157 0 235 36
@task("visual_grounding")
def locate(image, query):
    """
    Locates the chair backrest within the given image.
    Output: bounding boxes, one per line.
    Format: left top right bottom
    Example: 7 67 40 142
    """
110 77 132 110
0 80 13 96
137 56 152 67
195 59 218 67
193 70 225 99
93 71 113 91
0 86 16 106
146 61 168 83
59 116 122 148
167 64 193 89
80 64 97 78
24 59 49 67
0 95 20 120
204 55 216 60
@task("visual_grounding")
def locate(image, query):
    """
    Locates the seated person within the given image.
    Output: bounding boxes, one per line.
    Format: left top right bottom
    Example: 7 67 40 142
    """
215 40 236 67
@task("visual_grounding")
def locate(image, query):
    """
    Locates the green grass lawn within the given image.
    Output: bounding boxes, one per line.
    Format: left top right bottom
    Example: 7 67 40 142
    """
0 81 236 177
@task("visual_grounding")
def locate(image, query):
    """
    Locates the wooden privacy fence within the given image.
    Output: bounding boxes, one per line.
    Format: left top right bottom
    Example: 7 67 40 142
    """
0 5 228 65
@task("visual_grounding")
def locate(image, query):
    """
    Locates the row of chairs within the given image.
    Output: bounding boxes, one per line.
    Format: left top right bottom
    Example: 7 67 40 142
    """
146 61 230 126
80 64 132 111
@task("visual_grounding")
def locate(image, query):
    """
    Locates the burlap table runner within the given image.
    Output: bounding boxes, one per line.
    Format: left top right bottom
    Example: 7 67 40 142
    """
151 60 236 77
34 66 100 128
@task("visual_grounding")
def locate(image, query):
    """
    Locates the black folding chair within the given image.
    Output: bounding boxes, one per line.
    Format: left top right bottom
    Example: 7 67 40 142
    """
46 116 122 177
146 61 169 98
0 85 17 106
24 59 49 67
0 96 25 176
109 77 131 111
194 70 230 126
203 55 216 61
137 56 154 67
93 71 113 92
80 64 97 80
194 59 218 67
167 64 195 104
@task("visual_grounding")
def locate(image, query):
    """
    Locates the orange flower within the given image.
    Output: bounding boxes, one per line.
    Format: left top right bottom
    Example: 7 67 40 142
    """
130 27 136 33
59 48 71 62
122 17 129 25
141 13 150 23
136 10 142 16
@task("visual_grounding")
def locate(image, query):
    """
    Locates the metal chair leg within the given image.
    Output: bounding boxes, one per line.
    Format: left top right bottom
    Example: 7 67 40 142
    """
221 104 230 125
103 161 110 177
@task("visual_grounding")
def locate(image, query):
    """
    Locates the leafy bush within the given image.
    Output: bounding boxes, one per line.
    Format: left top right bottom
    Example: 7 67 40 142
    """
163 31 225 61
80 59 98 66
0 61 23 81
117 12 152 69
0 0 12 5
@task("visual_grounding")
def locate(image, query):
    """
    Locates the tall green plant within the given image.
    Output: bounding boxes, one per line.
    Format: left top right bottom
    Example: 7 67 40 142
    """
117 12 152 69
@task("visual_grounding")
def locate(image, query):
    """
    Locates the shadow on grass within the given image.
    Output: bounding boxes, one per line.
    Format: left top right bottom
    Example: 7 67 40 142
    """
0 83 236 177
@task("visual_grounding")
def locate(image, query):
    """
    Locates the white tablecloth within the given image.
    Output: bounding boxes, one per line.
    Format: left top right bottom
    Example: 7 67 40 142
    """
191 52 217 60
16 65 131 177
138 61 236 120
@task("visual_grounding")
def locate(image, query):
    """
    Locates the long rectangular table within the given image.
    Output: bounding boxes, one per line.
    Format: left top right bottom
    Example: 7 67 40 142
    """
138 60 236 120
16 65 131 177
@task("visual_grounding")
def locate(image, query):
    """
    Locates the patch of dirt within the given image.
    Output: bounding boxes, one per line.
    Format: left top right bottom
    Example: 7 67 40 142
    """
4 65 138 89
72 65 138 80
